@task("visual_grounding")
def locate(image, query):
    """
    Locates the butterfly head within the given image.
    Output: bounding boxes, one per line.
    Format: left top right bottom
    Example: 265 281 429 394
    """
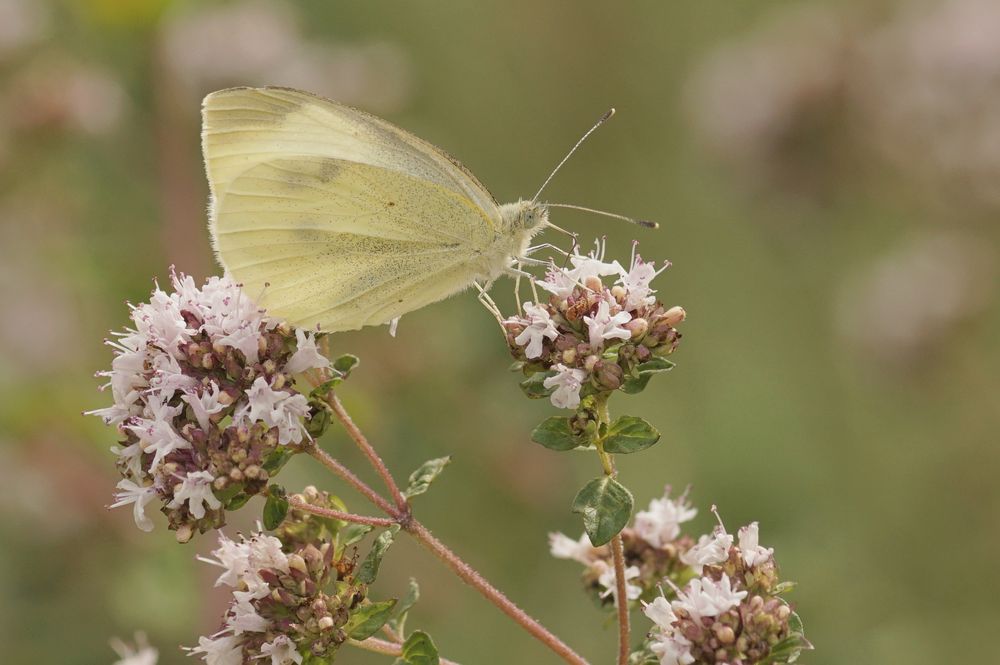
500 199 549 233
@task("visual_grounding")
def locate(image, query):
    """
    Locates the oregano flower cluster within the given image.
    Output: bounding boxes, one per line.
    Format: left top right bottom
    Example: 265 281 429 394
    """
89 270 330 541
550 488 810 665
504 239 685 414
187 488 398 665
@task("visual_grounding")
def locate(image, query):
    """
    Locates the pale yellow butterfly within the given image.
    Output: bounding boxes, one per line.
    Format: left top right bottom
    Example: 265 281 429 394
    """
202 86 652 332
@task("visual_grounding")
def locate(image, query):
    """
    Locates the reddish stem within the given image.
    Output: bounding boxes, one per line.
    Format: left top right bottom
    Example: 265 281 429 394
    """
287 496 396 528
610 533 631 665
326 393 409 512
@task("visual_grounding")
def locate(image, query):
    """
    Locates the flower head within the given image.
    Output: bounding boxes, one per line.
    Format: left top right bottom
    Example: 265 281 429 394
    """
90 270 333 540
505 238 684 417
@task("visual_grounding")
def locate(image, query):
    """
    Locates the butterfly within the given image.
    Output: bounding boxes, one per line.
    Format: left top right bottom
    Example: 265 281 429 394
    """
202 86 652 332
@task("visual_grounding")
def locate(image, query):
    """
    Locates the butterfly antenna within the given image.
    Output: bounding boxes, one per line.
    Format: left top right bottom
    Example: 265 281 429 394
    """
532 108 616 202
545 203 659 229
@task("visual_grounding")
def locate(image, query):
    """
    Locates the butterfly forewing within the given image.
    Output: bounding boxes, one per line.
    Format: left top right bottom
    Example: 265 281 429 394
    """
202 86 505 332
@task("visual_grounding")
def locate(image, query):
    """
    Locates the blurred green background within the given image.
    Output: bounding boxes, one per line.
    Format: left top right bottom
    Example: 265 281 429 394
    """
2 0 998 663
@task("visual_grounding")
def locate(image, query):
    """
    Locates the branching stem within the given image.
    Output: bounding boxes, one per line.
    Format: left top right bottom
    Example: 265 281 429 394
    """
286 496 397 528
347 636 462 665
307 392 591 665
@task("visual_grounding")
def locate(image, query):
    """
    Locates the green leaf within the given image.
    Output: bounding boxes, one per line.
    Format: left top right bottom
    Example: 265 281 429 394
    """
215 481 245 505
620 358 675 394
388 577 420 638
356 525 399 585
519 371 555 399
225 492 252 511
339 523 374 550
531 416 587 451
602 416 660 454
305 403 332 438
571 476 634 546
346 598 397 640
399 631 439 665
402 457 451 500
759 607 812 664
262 447 295 474
262 486 289 530
333 353 360 375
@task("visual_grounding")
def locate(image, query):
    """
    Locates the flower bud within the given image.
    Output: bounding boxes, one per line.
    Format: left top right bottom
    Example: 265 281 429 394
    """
662 305 686 327
288 553 309 575
593 360 623 390
610 285 627 301
175 525 193 543
584 355 600 372
317 616 335 631
562 348 577 364
624 317 648 339
584 275 603 292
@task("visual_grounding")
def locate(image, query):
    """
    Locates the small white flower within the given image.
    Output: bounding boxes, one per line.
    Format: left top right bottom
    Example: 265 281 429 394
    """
618 254 665 310
633 488 698 548
536 265 580 299
571 238 625 282
548 532 600 564
125 398 190 474
167 470 221 519
110 441 145 479
182 382 227 430
738 521 774 568
642 596 677 630
673 574 747 620
148 352 198 398
512 302 559 359
650 632 695 665
542 364 587 410
131 287 195 356
239 377 310 445
110 479 158 532
228 595 269 634
199 532 251 588
185 634 243 665
110 632 158 665
680 527 733 574
256 635 302 665
583 298 632 349
285 328 330 375
595 561 642 601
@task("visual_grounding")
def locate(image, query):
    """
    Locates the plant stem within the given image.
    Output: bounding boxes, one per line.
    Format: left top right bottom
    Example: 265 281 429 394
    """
348 636 461 665
326 392 410 512
287 496 396 528
309 394 591 665
594 396 631 665
610 533 631 665
406 520 589 665
306 444 396 516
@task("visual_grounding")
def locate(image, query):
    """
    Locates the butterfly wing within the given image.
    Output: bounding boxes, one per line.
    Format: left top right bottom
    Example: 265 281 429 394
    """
214 155 500 331
202 87 504 331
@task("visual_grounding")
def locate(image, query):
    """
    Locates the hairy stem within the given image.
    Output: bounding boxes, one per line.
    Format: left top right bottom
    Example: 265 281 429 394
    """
595 396 631 665
287 496 397 528
309 393 591 665
406 520 589 665
326 392 410 511
610 533 631 665
306 444 396 516
348 636 461 665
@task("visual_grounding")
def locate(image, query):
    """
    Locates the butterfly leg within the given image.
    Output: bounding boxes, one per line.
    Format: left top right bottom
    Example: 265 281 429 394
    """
525 243 571 257
473 281 506 332
514 261 524 314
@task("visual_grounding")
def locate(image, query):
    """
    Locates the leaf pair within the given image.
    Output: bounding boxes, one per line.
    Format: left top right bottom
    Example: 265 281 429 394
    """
531 415 660 454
